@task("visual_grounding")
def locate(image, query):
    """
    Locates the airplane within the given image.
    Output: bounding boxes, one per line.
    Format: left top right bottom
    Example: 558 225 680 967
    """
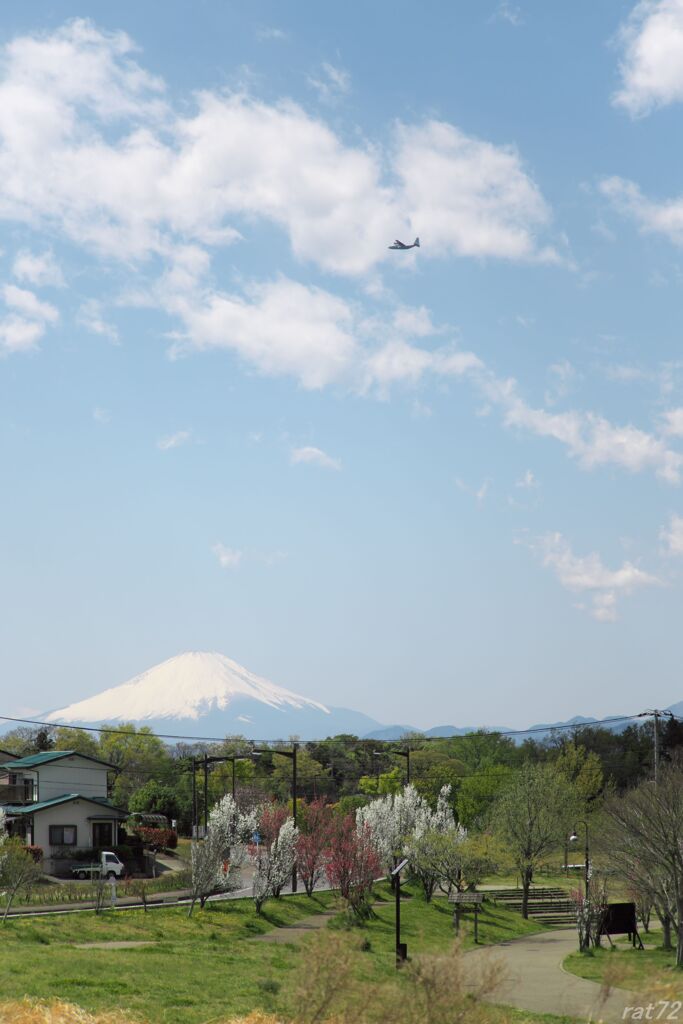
388 237 420 250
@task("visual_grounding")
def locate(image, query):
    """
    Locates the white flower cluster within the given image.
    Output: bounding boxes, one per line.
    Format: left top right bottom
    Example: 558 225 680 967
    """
356 784 464 872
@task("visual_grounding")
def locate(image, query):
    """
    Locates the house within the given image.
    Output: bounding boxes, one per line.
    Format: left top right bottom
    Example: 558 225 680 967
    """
0 750 128 873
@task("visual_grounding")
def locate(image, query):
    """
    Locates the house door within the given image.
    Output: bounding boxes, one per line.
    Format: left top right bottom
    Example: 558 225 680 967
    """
92 822 113 848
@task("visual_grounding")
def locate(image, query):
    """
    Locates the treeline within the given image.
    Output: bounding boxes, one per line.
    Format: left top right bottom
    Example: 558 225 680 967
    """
2 715 681 832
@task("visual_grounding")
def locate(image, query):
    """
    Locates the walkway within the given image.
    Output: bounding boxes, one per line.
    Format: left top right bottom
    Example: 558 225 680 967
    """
465 928 640 1023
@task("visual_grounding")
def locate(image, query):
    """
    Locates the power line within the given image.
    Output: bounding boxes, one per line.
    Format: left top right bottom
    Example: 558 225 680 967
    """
0 709 659 745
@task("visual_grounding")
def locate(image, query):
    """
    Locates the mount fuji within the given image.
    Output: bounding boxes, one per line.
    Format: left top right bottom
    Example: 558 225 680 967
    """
43 651 385 741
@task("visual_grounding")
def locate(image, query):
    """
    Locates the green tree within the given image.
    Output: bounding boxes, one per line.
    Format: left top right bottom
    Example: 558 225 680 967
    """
52 727 100 758
456 764 514 829
491 763 576 918
98 723 171 808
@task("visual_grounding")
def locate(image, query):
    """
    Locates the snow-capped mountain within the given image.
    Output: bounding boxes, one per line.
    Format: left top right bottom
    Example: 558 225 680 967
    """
44 651 384 741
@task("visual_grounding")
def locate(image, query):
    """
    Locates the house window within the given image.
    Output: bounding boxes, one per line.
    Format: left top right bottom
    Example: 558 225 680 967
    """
49 825 77 846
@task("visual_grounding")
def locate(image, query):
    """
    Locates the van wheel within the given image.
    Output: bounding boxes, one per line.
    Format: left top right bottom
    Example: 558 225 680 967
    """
77 870 87 880
106 871 116 879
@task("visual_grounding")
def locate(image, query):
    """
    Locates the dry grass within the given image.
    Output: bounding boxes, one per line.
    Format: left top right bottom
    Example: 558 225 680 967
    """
0 1005 281 1024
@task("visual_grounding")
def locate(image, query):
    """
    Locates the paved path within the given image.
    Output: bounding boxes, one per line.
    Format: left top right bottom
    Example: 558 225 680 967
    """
252 910 337 943
465 929 640 1023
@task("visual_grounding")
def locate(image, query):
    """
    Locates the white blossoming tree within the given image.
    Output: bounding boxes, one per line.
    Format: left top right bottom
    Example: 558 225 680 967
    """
188 794 256 917
357 784 461 879
251 817 299 915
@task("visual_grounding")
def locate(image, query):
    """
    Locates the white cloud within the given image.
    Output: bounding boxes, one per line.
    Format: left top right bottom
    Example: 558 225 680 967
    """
256 26 288 42
167 277 359 390
660 513 683 555
12 249 64 287
516 469 538 488
480 370 683 483
456 477 491 502
525 531 660 621
491 1 523 26
0 315 44 354
3 284 58 322
661 408 683 436
0 283 59 354
394 120 557 263
93 406 110 423
601 175 683 248
77 299 118 341
613 0 683 116
290 446 341 470
0 20 558 276
212 543 242 569
307 62 351 102
157 430 191 450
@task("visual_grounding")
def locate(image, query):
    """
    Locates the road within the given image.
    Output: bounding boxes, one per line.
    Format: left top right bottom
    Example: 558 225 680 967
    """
465 928 642 1023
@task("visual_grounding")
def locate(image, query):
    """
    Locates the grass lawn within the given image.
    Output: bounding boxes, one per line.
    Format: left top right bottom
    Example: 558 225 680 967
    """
0 883 554 1023
564 939 681 992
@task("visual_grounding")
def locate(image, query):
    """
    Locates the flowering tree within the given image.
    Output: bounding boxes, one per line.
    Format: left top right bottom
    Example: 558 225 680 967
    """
259 802 289 844
188 794 256 917
326 816 380 919
571 876 608 952
357 784 460 882
251 817 299 914
296 800 333 897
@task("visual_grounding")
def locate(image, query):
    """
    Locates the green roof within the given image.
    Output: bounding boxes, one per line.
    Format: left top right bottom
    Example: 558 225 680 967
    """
3 750 115 770
2 793 127 816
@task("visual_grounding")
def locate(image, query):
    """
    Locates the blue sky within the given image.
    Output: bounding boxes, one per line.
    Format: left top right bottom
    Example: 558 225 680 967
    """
2 1 683 729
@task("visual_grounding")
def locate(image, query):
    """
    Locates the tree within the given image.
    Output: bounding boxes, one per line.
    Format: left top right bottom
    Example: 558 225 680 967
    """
52 727 100 758
250 817 299 914
491 763 575 918
600 761 683 965
128 780 182 820
188 794 254 916
456 765 514 829
0 837 43 921
326 817 380 918
296 799 333 897
98 723 171 808
356 784 455 880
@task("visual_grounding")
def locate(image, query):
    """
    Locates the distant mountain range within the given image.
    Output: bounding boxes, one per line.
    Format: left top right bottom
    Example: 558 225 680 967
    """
29 651 681 743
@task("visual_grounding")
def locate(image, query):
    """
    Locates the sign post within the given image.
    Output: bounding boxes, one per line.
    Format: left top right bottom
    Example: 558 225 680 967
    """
448 892 484 943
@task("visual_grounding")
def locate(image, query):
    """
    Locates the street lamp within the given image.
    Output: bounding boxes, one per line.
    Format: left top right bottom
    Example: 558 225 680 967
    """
255 743 299 892
569 820 590 901
391 857 409 967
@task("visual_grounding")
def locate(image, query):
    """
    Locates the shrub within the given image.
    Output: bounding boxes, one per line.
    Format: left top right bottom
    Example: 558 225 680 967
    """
134 827 177 850
24 846 43 863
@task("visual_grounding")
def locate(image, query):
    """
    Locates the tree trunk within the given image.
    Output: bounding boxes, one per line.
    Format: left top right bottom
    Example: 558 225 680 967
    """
662 913 672 950
677 898 683 968
521 866 532 919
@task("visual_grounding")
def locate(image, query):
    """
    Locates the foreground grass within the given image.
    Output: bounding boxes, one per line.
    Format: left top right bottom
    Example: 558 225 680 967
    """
564 941 680 991
0 885 552 1024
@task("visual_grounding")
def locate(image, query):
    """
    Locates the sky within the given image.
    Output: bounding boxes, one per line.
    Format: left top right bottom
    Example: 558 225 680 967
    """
2 0 683 730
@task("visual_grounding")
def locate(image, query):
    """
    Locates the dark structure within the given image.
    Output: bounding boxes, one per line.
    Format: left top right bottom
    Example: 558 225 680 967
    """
599 902 644 949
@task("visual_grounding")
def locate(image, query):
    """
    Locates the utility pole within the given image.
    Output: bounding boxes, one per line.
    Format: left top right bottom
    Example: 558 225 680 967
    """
192 759 197 837
645 709 674 784
203 753 209 832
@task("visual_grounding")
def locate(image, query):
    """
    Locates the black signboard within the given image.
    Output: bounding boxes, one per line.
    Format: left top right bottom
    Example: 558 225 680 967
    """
599 902 643 948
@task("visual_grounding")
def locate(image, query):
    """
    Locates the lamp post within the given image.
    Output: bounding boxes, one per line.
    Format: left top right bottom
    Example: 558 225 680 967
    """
391 857 409 967
569 820 590 901
255 743 299 892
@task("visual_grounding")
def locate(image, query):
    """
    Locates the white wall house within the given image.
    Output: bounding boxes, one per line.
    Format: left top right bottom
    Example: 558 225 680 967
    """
0 750 128 873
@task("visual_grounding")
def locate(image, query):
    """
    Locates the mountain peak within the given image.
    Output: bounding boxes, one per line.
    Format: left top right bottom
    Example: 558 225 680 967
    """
46 651 330 725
